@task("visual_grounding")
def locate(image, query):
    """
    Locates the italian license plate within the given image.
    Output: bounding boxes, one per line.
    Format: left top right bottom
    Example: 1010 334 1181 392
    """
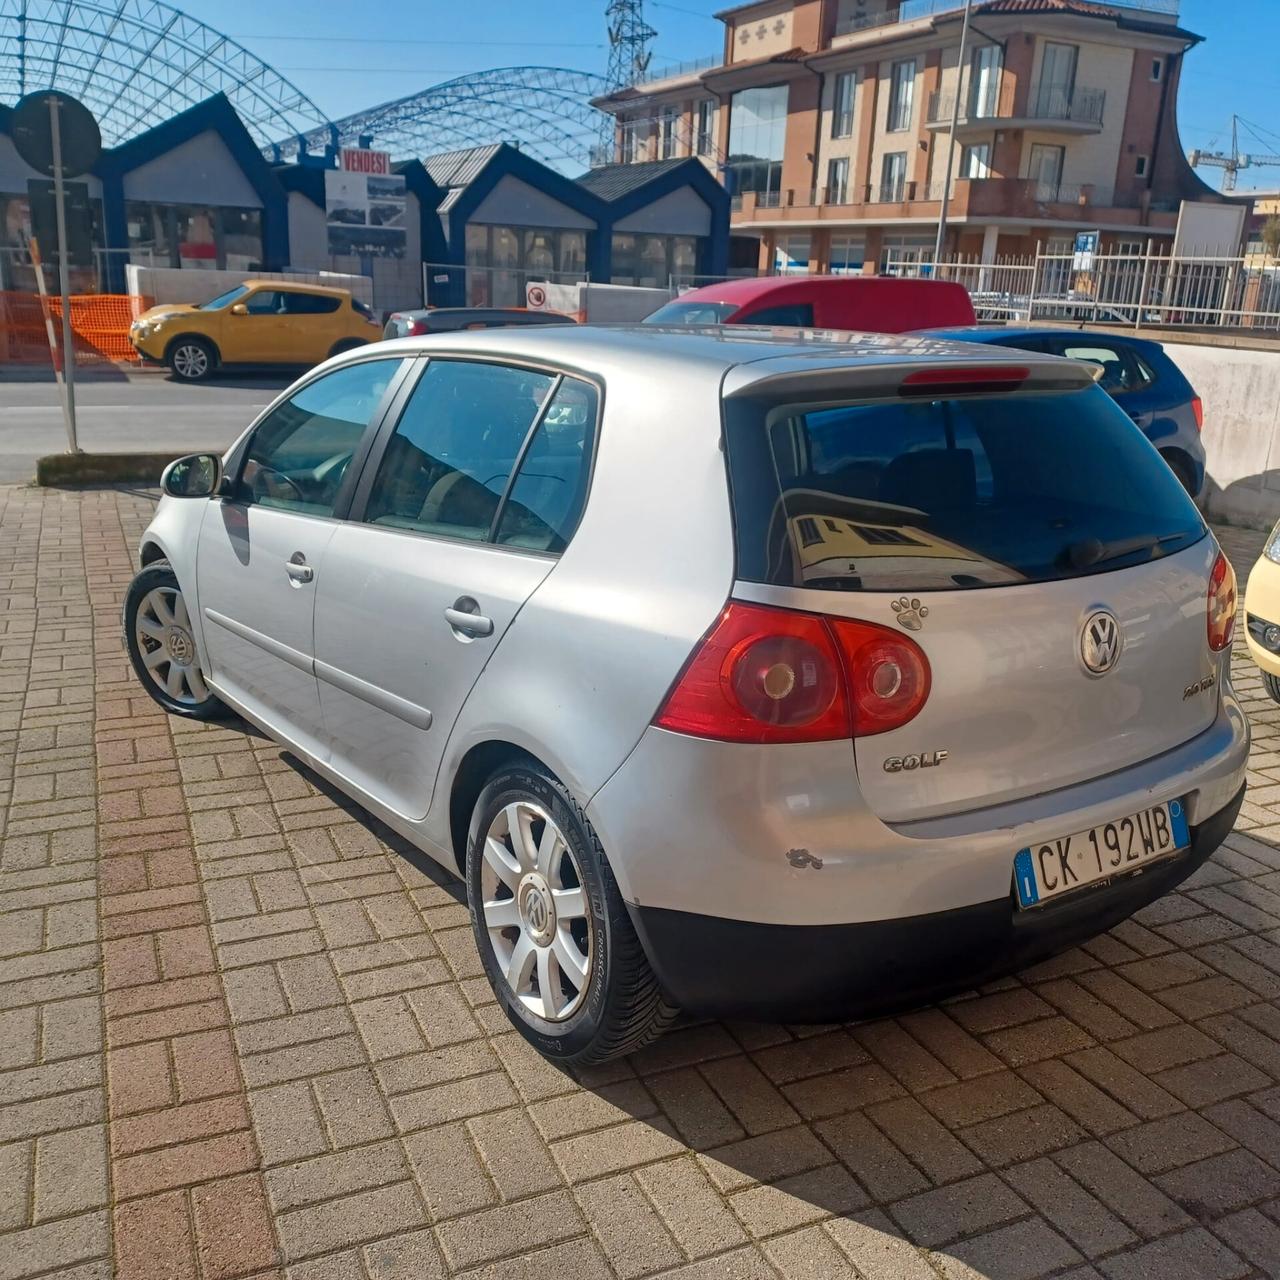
1013 799 1190 909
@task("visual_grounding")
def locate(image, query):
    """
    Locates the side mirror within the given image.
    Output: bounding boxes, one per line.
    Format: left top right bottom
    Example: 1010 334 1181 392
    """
161 453 223 499
229 303 248 316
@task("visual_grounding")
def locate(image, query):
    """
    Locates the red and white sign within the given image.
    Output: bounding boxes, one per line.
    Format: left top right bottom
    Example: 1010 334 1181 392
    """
340 147 391 175
527 283 548 309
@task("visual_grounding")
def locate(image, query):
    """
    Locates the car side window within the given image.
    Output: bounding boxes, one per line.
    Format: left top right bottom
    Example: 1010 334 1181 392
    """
244 290 283 316
286 292 341 315
239 359 402 517
364 360 554 541
738 303 814 327
1059 342 1141 394
495 379 599 553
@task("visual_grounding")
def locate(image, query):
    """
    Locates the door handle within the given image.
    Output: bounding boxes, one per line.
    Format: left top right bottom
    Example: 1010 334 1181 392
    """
285 553 313 585
445 599 494 638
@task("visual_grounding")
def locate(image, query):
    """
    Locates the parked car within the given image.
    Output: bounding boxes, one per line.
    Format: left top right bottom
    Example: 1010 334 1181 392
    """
644 275 976 331
382 306 575 340
920 326 1206 498
123 327 1247 1065
129 281 381 381
1243 523 1280 703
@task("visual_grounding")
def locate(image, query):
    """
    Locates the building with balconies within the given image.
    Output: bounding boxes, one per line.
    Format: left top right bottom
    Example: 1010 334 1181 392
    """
593 0 1225 276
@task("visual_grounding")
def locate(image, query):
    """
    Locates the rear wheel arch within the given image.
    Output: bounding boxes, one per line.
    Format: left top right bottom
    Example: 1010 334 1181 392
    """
448 740 543 874
328 338 369 359
1159 447 1199 497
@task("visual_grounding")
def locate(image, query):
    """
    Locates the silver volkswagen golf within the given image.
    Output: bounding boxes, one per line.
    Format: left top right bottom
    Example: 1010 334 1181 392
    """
124 326 1249 1064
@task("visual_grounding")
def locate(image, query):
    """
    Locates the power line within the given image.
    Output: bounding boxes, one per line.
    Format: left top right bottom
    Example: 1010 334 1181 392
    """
233 34 607 47
651 1 719 18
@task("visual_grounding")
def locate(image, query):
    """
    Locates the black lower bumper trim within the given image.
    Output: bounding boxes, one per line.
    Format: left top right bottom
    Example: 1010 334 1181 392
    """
629 784 1245 1022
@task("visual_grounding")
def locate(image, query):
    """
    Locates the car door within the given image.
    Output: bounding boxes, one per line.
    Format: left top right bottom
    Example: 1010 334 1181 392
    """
195 356 409 758
312 358 599 819
283 290 342 364
219 287 289 364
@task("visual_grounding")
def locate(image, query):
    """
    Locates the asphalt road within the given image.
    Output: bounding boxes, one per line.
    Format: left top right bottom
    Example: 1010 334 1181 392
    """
0 369 293 483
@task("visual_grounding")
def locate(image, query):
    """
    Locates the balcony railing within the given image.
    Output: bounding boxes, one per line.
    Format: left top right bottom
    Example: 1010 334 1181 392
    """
733 177 1134 214
926 87 1002 125
628 54 719 87
1029 83 1106 126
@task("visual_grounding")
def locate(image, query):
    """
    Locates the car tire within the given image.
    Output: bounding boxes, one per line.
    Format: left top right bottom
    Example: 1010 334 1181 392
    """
466 762 679 1065
166 336 217 382
328 339 368 359
1264 673 1280 705
124 561 230 720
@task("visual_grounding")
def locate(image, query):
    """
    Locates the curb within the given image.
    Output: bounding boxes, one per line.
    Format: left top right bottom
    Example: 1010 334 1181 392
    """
36 451 211 487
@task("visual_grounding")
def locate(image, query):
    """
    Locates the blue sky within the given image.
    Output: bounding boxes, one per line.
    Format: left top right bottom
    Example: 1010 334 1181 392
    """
181 0 1280 192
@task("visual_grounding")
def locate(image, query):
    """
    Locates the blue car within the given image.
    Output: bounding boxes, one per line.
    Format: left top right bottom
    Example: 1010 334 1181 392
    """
919 327 1205 498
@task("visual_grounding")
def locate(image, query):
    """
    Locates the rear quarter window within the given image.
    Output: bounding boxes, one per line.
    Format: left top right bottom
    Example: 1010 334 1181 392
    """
724 384 1205 592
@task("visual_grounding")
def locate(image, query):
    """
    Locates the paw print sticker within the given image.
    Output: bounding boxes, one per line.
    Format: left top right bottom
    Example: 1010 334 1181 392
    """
891 597 929 631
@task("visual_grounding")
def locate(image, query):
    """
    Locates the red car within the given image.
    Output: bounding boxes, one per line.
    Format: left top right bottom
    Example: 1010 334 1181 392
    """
645 274 975 332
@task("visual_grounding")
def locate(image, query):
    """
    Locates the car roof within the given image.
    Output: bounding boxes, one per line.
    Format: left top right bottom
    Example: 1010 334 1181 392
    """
370 323 1090 391
919 324 1142 344
243 280 349 298
676 275 963 304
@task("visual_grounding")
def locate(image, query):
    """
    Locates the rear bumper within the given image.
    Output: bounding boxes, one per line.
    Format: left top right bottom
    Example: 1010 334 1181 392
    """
629 782 1244 1021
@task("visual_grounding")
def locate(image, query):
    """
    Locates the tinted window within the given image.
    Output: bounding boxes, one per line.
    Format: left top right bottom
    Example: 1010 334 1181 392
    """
644 300 738 325
738 303 814 327
352 298 375 319
198 285 249 310
496 380 598 552
1057 342 1149 393
364 361 554 541
725 386 1205 592
240 359 401 516
285 292 341 315
244 290 283 315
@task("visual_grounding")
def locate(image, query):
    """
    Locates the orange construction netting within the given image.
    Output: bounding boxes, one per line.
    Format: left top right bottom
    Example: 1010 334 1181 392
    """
0 292 153 367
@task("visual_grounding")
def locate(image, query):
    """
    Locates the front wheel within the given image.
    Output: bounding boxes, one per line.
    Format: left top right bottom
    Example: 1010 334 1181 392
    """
1264 672 1280 705
466 763 679 1065
166 336 217 382
124 561 229 720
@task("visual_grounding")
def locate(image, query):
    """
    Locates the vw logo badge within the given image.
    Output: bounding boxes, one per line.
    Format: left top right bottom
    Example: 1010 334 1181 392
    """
1081 610 1122 675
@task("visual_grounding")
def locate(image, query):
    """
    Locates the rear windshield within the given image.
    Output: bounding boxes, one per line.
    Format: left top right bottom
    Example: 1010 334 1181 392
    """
644 300 738 325
725 386 1206 592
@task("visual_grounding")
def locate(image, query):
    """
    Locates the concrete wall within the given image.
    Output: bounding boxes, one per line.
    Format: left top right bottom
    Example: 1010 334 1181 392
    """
1165 341 1280 530
124 264 372 307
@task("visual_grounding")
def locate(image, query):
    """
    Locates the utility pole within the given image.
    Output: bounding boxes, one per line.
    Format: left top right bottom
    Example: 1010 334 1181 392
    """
933 0 974 268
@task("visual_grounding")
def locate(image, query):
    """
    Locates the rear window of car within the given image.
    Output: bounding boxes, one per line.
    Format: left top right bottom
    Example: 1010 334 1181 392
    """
644 300 738 325
724 385 1206 592
351 298 375 319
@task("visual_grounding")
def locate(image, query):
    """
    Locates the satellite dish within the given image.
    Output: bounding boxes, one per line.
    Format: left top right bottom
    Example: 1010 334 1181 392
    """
11 90 102 179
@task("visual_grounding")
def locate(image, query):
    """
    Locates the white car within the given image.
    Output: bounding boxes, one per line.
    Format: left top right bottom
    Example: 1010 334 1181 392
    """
123 327 1249 1064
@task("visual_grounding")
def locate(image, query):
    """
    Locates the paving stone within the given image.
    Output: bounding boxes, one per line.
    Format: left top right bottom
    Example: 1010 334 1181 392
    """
888 1172 1028 1247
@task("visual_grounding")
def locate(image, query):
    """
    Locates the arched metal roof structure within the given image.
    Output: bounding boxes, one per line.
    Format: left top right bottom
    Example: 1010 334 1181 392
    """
0 0 330 147
278 66 610 173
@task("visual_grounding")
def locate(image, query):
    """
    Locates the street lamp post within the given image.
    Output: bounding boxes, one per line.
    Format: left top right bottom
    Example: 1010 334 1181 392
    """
932 0 975 269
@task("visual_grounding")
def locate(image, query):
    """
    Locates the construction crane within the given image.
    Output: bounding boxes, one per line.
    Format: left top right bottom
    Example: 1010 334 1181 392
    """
1190 115 1280 191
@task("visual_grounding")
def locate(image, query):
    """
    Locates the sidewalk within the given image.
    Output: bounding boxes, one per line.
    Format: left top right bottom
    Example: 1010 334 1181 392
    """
2 487 1279 1280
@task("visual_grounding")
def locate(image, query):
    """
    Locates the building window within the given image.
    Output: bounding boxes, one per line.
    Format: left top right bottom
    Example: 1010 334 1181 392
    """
960 142 991 179
774 235 811 276
880 152 908 202
1035 42 1078 118
829 234 865 274
832 71 855 139
1027 143 1065 199
659 106 678 159
1135 154 1149 178
880 233 934 276
888 59 916 132
611 232 700 288
463 224 591 307
827 157 850 204
124 202 262 272
1151 58 1163 82
727 83 789 200
696 99 715 156
969 45 1003 118
620 120 639 164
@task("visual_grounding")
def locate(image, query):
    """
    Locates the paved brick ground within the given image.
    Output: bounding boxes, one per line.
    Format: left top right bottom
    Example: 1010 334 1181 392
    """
3 487 1280 1280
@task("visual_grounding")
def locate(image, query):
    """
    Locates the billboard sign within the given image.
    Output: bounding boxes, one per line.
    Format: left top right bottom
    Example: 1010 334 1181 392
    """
324 167 406 258
340 147 392 175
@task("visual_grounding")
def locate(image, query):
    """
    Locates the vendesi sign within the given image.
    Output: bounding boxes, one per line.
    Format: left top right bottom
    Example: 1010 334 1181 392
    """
340 147 392 175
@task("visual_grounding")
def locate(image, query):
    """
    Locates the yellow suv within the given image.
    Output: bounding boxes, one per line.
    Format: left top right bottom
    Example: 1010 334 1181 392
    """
129 281 381 382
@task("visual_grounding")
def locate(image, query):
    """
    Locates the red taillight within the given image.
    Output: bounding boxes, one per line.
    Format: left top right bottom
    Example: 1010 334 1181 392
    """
1207 552 1237 652
654 601 930 744
901 366 1029 397
1192 395 1204 432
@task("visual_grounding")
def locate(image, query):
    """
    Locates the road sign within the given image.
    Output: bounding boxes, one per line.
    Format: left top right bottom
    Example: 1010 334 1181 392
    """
27 179 95 268
527 283 548 309
11 90 101 178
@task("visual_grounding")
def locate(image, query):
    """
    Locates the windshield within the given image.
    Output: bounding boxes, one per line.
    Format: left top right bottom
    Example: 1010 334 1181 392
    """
643 299 738 325
724 385 1205 592
198 285 250 311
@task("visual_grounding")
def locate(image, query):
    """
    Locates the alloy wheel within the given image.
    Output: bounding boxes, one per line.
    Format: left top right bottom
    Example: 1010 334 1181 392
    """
133 586 209 705
480 800 593 1021
173 344 208 379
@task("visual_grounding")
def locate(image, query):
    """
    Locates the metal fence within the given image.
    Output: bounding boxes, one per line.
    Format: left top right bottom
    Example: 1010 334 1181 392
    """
422 262 590 310
915 248 1280 333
